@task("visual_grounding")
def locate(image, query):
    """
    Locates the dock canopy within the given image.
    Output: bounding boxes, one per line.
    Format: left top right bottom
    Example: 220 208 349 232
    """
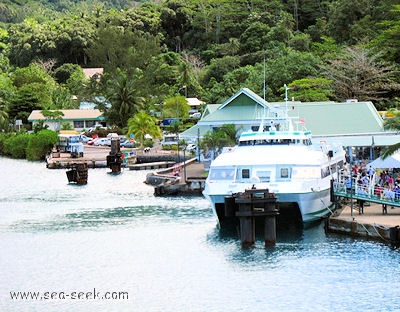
368 151 400 169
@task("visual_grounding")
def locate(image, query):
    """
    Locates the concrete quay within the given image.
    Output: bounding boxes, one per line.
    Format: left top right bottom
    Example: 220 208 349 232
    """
327 202 400 245
147 158 207 196
46 145 110 168
46 146 183 169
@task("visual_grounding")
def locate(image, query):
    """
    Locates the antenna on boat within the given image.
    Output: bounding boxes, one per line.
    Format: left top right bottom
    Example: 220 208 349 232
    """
284 84 294 131
284 83 288 114
259 55 267 132
263 56 266 101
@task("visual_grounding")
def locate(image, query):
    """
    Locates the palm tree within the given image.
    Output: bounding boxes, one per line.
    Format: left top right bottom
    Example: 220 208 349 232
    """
127 111 161 147
201 125 238 160
106 68 144 128
381 110 400 159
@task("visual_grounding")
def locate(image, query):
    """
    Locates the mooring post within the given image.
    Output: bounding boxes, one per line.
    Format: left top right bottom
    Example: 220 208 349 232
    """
107 138 122 173
234 189 279 248
66 163 88 184
264 217 276 246
238 202 255 248
264 193 278 247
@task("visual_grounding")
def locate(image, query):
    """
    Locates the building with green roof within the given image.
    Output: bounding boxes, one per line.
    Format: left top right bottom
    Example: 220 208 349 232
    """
180 88 399 161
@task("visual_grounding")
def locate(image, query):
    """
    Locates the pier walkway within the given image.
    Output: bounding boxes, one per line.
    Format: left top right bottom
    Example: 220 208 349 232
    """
333 172 400 212
329 173 400 245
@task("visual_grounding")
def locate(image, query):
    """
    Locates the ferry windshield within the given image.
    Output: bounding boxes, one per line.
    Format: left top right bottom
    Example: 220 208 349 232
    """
209 168 235 181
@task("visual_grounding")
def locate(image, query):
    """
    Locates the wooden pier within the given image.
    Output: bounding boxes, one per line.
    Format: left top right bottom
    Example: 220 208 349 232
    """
149 158 207 196
128 161 175 170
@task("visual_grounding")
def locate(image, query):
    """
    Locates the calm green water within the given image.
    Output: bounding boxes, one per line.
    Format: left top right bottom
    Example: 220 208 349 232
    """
1 157 400 312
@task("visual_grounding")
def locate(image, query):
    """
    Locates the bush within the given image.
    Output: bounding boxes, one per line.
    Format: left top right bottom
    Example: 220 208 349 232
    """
143 139 154 148
0 133 10 154
26 129 58 161
3 133 30 159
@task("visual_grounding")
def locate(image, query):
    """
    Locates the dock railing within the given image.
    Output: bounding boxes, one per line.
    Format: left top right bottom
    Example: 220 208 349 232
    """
333 171 400 208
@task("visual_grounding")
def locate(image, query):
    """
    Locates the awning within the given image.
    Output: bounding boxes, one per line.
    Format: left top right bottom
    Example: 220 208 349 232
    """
330 136 373 147
316 134 399 147
373 135 400 146
368 152 400 169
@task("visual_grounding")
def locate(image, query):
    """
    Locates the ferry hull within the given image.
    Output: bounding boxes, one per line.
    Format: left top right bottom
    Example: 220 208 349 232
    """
204 187 334 224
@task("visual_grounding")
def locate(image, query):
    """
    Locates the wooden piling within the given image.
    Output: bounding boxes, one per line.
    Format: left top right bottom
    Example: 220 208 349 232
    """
66 163 88 184
233 188 279 247
107 138 123 173
264 216 276 247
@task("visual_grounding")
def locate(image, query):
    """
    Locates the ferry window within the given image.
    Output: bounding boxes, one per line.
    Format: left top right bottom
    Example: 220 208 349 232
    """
209 168 235 180
292 167 320 179
280 168 289 178
321 166 330 178
256 170 271 182
242 169 250 179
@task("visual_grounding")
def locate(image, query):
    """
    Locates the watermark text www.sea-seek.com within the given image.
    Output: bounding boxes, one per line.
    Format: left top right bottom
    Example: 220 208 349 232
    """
9 288 129 301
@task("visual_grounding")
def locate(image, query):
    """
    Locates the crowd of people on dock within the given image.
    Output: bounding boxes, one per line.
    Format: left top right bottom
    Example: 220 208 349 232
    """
341 163 400 201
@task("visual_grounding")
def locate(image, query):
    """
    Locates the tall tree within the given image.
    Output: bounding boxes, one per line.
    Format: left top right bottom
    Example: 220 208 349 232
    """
103 68 144 128
126 110 161 147
321 46 400 105
288 77 333 101
368 4 400 63
162 95 190 118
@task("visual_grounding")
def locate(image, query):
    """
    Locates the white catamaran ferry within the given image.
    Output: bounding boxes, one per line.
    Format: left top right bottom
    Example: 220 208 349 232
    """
203 105 346 224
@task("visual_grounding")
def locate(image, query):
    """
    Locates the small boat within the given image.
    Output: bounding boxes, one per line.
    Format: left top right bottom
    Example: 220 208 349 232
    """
203 99 346 225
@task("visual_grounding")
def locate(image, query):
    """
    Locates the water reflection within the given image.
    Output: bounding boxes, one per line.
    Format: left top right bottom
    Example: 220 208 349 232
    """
8 197 213 233
3 158 400 312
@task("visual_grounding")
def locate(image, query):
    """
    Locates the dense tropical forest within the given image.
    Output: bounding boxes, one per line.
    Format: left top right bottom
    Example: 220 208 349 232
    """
0 0 399 141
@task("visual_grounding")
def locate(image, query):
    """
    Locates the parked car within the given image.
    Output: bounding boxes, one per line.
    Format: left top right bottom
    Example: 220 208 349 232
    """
94 138 111 146
121 141 134 148
79 134 91 143
189 112 201 119
186 143 197 151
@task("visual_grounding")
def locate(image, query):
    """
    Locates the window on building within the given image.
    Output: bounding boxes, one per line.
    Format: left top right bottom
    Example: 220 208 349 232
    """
74 121 84 128
86 120 96 128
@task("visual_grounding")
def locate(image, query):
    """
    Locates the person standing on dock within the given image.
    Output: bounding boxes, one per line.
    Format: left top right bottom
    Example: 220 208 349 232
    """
346 175 353 194
367 166 374 178
352 165 358 175
388 174 395 189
